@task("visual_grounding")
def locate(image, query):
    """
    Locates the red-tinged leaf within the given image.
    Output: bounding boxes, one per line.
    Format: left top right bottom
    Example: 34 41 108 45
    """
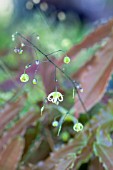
23 136 52 165
19 165 33 170
73 136 94 169
0 110 40 152
88 157 104 170
54 156 75 170
57 19 113 65
0 136 24 170
0 61 54 95
94 143 113 170
0 64 38 91
0 94 25 115
73 37 113 114
0 97 25 133
40 19 113 94
35 132 88 170
39 60 56 94
23 126 38 157
95 108 113 147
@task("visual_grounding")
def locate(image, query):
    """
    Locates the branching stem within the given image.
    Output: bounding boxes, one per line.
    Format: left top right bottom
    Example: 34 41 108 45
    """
17 32 87 113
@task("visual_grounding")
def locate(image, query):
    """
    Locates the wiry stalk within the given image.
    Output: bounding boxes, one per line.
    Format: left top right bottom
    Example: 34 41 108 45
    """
16 32 87 113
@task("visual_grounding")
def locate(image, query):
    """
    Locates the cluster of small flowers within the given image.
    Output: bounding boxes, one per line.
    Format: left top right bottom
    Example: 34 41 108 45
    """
19 63 84 134
13 33 83 135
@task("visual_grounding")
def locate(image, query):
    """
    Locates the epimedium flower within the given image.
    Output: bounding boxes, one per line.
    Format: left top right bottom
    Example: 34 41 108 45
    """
47 91 63 105
73 122 83 132
20 73 29 83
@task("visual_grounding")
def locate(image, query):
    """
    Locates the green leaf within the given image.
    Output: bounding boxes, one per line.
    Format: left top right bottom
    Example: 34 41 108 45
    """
96 118 113 147
74 134 94 169
95 108 113 147
94 143 113 170
96 129 112 147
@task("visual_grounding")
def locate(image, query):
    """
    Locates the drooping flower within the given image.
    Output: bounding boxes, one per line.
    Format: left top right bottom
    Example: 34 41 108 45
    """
73 122 83 132
64 56 70 64
20 73 29 83
47 92 63 105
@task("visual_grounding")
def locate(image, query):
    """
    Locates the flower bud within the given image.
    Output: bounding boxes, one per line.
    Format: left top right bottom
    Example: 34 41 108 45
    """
52 121 58 127
20 73 29 83
32 78 37 85
61 132 70 142
64 56 70 64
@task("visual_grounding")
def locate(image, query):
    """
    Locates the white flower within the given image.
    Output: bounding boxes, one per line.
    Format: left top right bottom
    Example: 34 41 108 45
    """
73 122 83 132
47 92 63 105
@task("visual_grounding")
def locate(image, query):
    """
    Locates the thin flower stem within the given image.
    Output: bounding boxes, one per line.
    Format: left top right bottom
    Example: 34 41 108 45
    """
46 50 65 56
54 66 57 82
16 32 87 113
54 66 58 91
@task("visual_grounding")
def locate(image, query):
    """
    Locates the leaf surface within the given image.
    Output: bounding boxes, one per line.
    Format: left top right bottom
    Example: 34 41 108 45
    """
57 18 113 65
73 37 113 114
94 143 113 170
0 110 39 152
0 137 24 170
0 97 25 133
